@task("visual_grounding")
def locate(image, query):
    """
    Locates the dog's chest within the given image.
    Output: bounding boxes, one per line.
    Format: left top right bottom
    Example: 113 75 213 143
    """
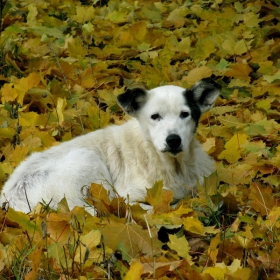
111 155 194 202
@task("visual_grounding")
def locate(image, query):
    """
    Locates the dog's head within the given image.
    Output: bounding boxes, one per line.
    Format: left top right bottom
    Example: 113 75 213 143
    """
117 79 221 156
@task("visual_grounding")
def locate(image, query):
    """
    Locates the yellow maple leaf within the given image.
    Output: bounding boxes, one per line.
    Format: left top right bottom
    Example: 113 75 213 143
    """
8 146 29 167
258 61 274 75
222 38 248 56
19 112 44 127
1 83 17 103
106 10 128 24
204 259 251 279
88 106 110 130
177 37 192 54
168 235 192 263
145 181 164 206
255 98 271 110
166 6 189 28
27 4 38 25
190 37 216 61
183 217 204 234
263 70 280 83
124 260 144 280
218 134 248 163
244 12 262 28
80 68 96 88
235 234 251 249
73 6 95 23
241 224 253 239
202 137 216 153
56 97 67 124
203 266 225 279
131 22 147 42
208 233 220 263
17 72 41 104
184 66 212 86
68 37 88 58
74 230 101 263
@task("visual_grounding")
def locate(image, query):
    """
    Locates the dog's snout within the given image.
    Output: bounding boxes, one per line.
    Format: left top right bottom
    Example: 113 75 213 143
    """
166 134 181 149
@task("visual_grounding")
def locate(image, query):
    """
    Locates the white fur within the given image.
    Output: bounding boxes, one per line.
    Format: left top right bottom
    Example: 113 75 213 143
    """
0 79 221 213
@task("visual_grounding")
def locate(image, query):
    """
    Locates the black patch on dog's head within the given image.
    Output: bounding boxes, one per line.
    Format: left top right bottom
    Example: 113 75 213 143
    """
184 78 221 127
183 89 202 127
117 88 147 116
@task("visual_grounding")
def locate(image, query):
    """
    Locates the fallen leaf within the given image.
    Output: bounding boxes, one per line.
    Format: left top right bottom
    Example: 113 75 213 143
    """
101 219 161 261
124 260 144 280
168 234 192 262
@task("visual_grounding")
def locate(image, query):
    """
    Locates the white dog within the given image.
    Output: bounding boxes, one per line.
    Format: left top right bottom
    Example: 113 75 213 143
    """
0 79 221 213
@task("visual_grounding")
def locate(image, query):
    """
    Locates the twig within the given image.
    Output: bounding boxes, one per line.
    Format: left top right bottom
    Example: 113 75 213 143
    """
23 182 32 213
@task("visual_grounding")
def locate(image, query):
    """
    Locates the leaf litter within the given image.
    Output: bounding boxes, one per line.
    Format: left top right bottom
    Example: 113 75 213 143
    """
0 0 280 279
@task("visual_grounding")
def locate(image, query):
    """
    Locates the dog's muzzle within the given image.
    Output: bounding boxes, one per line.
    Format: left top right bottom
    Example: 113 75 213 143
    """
165 134 182 155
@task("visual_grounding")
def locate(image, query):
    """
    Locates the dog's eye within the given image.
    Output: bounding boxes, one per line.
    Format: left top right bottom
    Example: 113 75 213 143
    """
151 113 161 120
180 111 189 118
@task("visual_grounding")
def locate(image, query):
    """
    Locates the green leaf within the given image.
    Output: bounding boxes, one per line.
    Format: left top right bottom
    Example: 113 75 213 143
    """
6 208 39 232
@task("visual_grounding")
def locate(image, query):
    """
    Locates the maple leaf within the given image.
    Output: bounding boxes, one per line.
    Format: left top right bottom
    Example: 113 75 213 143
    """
183 66 212 86
167 235 192 263
145 181 173 213
4 208 39 232
73 6 95 23
218 134 248 163
101 219 161 261
248 182 276 216
183 216 219 236
225 63 252 81
124 260 144 280
208 233 220 263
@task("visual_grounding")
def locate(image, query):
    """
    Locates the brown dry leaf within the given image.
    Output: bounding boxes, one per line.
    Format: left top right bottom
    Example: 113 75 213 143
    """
101 219 161 261
249 182 276 216
188 238 209 256
175 259 211 279
47 212 72 242
142 260 182 278
145 181 173 213
225 63 252 81
87 182 112 214
25 248 43 280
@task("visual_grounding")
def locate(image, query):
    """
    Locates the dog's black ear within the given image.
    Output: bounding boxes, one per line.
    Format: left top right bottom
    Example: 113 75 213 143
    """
117 88 147 116
192 78 221 113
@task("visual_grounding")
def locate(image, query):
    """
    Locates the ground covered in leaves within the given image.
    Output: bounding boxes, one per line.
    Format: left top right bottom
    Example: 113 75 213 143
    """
0 0 280 279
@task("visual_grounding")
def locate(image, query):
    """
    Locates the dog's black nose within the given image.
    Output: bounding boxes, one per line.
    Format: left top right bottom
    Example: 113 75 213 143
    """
166 134 181 149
